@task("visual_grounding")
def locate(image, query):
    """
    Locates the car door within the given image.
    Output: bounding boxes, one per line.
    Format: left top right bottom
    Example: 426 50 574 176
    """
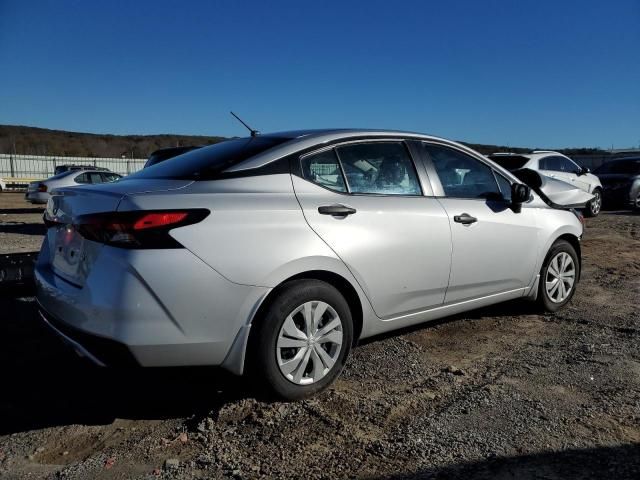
291 140 452 319
563 158 592 192
420 143 540 304
540 156 588 191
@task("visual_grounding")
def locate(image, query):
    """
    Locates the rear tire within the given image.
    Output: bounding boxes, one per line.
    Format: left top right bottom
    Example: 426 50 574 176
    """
250 279 353 400
537 240 580 312
584 188 602 217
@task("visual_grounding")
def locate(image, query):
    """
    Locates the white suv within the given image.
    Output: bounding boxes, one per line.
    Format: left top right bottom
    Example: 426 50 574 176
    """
489 151 603 216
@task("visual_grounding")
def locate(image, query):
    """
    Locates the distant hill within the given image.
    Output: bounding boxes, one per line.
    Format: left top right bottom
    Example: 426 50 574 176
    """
0 124 608 159
0 125 227 158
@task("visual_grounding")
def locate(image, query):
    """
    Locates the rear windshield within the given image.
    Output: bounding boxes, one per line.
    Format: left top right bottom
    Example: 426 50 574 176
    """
144 146 202 168
488 155 530 171
129 136 290 180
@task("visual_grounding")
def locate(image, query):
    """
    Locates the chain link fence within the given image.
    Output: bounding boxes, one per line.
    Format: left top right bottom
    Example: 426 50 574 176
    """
0 154 146 184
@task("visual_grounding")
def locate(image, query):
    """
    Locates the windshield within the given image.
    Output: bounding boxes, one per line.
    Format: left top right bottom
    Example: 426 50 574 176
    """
487 155 530 171
129 136 291 180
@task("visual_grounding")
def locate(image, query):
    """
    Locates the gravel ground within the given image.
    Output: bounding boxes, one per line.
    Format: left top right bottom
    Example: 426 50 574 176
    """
0 193 638 479
0 193 46 254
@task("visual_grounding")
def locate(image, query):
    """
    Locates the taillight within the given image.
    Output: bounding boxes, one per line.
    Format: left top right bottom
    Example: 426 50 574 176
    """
74 209 209 249
133 212 188 230
38 183 48 192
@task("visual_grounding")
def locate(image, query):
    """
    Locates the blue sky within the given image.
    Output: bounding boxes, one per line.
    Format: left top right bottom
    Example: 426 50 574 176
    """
0 0 638 148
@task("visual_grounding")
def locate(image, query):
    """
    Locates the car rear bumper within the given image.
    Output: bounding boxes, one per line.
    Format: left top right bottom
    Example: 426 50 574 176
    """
39 305 137 366
35 238 269 369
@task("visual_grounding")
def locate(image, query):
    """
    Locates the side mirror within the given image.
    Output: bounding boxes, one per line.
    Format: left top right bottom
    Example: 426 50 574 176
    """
511 183 531 212
578 166 590 175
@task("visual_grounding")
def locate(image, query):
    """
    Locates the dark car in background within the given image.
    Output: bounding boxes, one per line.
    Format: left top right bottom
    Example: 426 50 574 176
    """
144 146 202 168
594 157 640 211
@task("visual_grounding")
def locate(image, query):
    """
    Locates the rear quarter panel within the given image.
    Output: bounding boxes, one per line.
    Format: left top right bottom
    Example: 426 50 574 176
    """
117 175 365 290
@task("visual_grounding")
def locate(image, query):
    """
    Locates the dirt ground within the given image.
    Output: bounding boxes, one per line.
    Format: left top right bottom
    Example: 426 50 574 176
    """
0 192 638 479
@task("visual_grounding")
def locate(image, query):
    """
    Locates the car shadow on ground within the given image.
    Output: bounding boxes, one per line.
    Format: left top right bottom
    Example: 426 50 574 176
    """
378 443 640 479
0 288 546 435
0 221 47 236
0 207 45 215
0 292 257 435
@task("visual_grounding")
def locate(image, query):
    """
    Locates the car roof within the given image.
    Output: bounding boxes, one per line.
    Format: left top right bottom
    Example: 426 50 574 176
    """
225 128 483 172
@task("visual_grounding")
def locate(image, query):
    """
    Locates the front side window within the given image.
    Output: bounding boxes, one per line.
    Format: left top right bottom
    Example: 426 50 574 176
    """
335 142 421 195
102 172 122 182
300 149 347 193
423 144 501 199
495 173 512 202
558 156 580 173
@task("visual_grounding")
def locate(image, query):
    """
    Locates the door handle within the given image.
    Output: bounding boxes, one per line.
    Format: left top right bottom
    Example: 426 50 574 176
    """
453 213 477 225
318 204 357 216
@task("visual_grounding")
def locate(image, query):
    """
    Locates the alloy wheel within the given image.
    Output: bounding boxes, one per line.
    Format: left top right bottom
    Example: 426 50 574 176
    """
276 301 343 385
590 190 601 215
545 252 576 303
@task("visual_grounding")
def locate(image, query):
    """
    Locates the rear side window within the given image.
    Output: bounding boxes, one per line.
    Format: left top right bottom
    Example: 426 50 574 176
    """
336 142 421 195
129 136 290 180
88 172 103 183
301 150 347 193
75 173 90 184
424 144 501 199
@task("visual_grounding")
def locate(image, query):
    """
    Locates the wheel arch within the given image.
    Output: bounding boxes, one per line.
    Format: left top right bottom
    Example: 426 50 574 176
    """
251 270 364 346
230 269 365 377
552 233 582 281
541 233 582 281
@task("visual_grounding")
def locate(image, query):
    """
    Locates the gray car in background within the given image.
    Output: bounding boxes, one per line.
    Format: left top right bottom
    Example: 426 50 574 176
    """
36 129 584 399
26 169 122 204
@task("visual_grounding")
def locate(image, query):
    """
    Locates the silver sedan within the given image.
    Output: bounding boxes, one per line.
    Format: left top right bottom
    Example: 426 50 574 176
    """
26 170 122 204
36 129 584 400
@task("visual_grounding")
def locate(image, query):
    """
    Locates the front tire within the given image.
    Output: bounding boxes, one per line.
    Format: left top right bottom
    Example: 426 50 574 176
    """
632 192 640 212
584 188 602 217
537 240 580 312
250 279 353 400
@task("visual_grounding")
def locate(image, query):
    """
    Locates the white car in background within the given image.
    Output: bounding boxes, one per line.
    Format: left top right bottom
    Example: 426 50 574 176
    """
488 151 603 217
0 177 6 192
26 170 122 204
